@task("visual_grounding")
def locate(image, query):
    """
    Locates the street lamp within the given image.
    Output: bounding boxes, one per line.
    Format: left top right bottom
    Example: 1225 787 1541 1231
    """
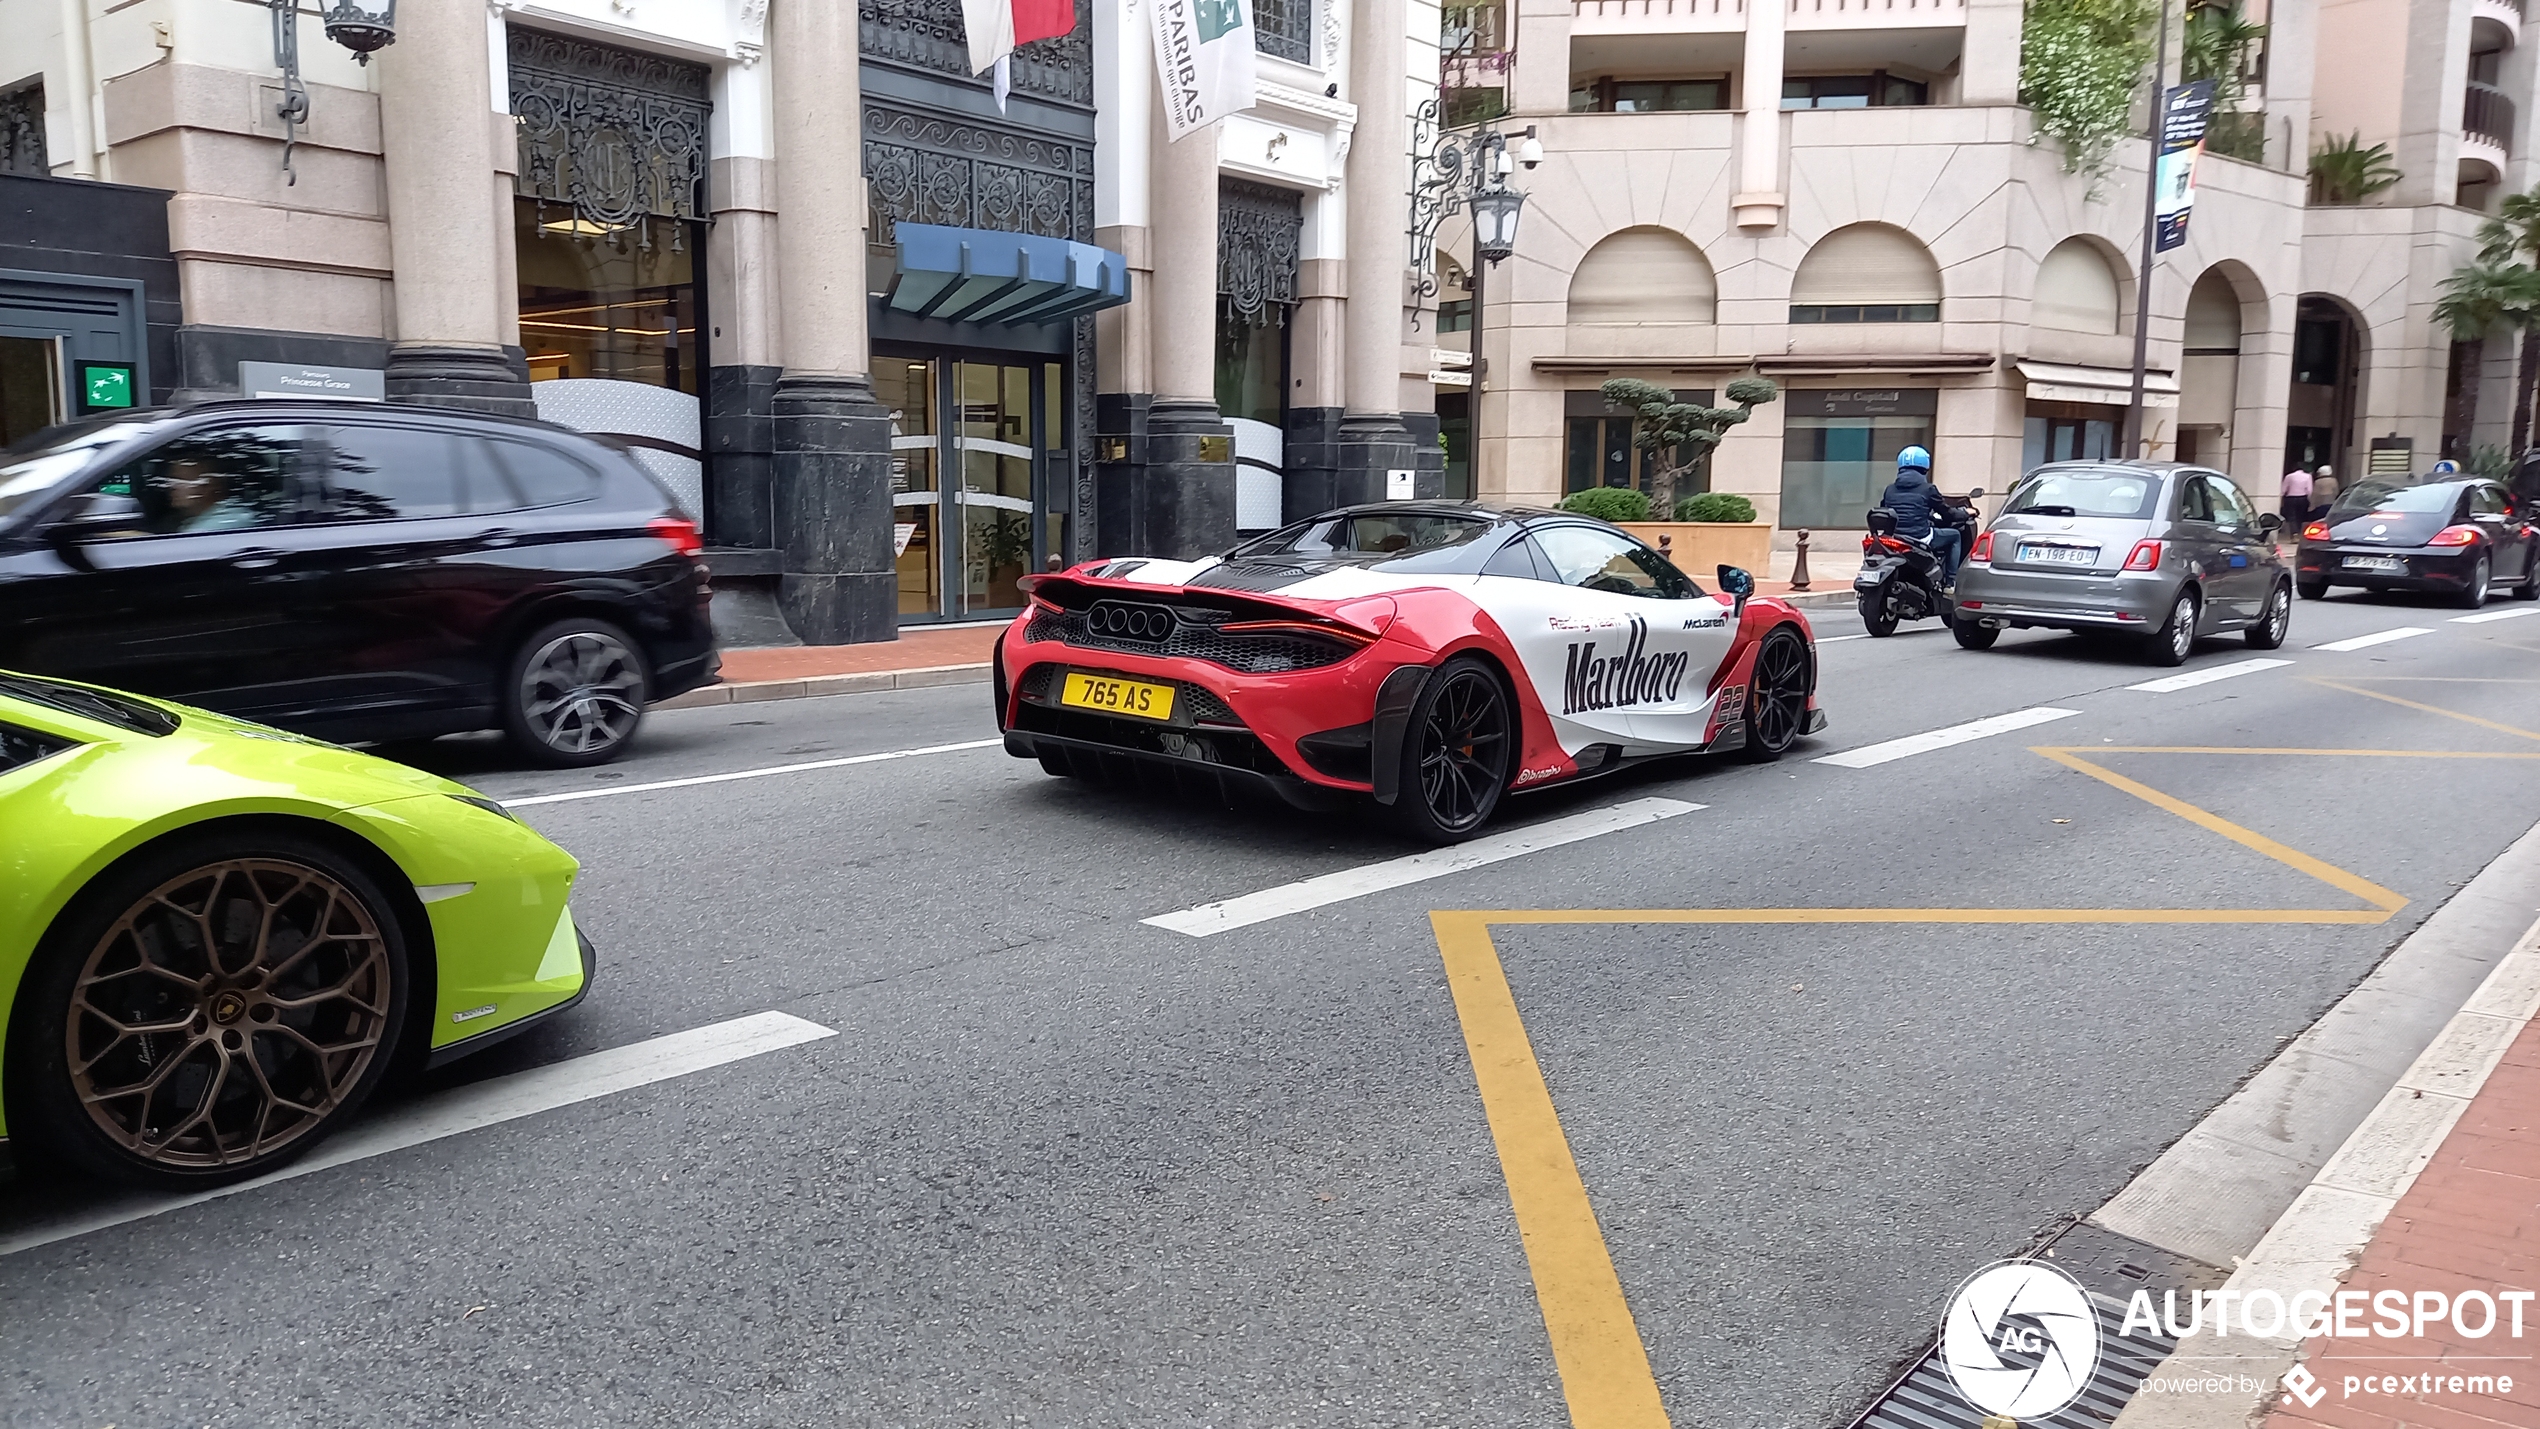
1409 116 1539 397
268 0 400 184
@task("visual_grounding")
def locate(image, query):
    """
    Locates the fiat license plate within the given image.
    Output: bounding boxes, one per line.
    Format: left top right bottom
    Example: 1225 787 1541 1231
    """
1060 672 1177 721
2017 543 2098 566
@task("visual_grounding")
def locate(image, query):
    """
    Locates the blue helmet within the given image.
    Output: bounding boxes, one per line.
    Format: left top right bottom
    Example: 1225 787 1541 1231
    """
1896 445 1933 473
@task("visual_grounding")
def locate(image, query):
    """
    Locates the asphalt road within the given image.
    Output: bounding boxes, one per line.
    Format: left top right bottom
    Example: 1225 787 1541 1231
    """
7 589 2540 1429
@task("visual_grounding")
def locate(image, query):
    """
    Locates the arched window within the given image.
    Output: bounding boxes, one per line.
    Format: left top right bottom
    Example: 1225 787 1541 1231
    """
2033 239 2124 335
1789 223 1940 323
2185 270 2243 352
1567 227 1717 324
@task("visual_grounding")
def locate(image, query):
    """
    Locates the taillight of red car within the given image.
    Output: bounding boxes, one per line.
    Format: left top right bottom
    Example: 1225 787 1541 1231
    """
2429 525 2482 547
2122 539 2163 571
648 515 705 558
1969 531 1993 563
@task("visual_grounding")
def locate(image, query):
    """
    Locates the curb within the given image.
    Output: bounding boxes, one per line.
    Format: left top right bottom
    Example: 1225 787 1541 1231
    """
654 662 990 710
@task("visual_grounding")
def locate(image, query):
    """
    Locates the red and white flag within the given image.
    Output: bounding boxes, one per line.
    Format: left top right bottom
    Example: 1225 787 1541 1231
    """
962 0 1075 108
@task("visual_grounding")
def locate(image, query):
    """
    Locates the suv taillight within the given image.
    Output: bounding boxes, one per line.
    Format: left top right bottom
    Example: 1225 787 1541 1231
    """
2122 539 2163 571
1969 531 1993 563
649 515 704 557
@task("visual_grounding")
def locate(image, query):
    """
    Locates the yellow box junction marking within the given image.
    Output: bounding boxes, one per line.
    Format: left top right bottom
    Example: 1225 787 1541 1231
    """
1432 729 2540 1427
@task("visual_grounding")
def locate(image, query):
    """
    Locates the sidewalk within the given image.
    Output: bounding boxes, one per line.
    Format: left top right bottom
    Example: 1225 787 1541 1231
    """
664 578 1858 710
2264 1007 2540 1428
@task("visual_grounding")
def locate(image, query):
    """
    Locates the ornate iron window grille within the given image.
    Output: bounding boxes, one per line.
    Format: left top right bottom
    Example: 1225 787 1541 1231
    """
859 0 1093 108
0 82 46 177
1219 179 1302 328
864 104 1094 243
1252 0 1312 64
508 28 711 251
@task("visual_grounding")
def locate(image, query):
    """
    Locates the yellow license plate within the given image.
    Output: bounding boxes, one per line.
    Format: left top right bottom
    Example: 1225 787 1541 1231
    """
1060 672 1177 721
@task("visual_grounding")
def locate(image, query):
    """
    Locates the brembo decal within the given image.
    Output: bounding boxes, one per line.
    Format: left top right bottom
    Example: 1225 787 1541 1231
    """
1561 616 1690 715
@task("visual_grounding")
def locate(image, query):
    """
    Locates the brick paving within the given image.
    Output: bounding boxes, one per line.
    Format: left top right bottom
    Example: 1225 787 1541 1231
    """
2265 1015 2540 1429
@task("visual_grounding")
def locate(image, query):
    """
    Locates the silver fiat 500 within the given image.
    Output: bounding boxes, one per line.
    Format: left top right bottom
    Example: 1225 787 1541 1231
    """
1949 460 2293 666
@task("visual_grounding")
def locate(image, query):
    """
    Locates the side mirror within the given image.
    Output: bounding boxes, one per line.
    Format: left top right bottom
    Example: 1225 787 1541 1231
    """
1716 564 1755 607
45 491 143 545
1967 487 1986 501
2257 511 2283 535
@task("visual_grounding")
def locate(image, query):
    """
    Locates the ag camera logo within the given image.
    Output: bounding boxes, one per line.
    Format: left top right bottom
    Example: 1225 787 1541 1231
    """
1940 1260 2103 1418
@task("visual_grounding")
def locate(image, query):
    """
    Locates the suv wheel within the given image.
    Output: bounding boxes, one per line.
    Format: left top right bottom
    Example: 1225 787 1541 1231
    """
503 618 650 767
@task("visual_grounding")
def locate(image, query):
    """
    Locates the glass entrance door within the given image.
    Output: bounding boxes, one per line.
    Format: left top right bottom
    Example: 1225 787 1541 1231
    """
879 354 1062 623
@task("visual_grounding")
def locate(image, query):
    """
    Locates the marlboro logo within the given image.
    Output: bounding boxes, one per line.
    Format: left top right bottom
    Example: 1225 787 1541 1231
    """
1562 616 1691 715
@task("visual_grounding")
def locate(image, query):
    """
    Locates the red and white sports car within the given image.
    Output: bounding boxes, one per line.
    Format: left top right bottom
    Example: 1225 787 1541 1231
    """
993 502 1826 841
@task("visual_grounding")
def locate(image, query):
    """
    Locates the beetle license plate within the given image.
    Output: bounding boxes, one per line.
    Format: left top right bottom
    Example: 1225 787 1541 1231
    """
2342 555 2404 572
1060 672 1177 721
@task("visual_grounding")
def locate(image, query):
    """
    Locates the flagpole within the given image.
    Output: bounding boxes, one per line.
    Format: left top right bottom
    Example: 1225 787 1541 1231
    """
2123 0 2172 460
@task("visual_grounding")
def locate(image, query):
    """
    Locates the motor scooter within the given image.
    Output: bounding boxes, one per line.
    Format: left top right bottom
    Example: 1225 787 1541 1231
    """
1854 488 1984 637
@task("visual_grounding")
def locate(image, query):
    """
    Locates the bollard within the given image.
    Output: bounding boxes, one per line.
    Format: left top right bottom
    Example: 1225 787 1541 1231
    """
1790 529 1812 591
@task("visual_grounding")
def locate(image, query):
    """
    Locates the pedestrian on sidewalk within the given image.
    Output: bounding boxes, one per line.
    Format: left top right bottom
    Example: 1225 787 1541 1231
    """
2279 463 2313 531
2311 463 2340 519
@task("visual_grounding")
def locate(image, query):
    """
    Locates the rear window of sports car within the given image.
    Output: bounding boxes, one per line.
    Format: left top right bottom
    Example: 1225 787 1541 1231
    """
1232 513 1494 571
0 673 181 737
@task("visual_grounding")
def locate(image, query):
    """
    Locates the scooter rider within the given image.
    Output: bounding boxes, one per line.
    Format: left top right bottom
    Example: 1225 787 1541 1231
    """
1879 446 1962 587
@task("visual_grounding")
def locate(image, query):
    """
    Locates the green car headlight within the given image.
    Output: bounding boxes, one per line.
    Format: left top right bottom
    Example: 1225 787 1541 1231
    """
448 794 519 823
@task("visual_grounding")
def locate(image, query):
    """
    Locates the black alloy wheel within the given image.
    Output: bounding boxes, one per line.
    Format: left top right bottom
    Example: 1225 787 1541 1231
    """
2297 577 2329 601
2458 554 2492 610
1737 628 1813 763
2246 581 2292 650
502 617 651 768
7 832 412 1188
2148 589 2198 667
1390 656 1512 843
1857 592 1899 637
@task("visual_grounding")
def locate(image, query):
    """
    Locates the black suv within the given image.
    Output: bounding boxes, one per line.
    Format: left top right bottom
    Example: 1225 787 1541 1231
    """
0 402 718 765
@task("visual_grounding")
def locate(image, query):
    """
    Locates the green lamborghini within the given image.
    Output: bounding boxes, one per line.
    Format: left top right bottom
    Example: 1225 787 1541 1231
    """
0 669 591 1188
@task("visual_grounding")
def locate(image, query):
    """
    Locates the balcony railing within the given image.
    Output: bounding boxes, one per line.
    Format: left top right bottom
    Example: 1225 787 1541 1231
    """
2466 81 2516 150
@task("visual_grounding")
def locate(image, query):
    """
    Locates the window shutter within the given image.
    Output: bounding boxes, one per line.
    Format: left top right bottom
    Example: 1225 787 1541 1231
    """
1789 224 1942 306
1568 227 1717 323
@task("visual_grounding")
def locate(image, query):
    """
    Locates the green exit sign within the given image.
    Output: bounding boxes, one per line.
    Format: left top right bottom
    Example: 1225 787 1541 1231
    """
77 361 136 413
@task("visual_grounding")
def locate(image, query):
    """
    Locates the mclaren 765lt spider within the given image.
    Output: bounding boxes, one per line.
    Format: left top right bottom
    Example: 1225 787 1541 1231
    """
993 501 1826 842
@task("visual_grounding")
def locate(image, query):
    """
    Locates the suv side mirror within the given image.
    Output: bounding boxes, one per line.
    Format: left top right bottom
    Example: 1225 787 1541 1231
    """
46 491 144 544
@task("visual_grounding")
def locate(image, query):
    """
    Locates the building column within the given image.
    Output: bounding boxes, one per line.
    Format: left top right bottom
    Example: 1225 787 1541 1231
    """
377 0 531 414
1097 110 1236 558
1327 0 1433 509
768 0 895 642
1733 0 1786 228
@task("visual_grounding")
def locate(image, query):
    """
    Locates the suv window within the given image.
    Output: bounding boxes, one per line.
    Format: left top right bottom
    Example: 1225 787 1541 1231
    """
485 438 602 509
319 424 473 520
87 426 311 537
1531 524 1701 598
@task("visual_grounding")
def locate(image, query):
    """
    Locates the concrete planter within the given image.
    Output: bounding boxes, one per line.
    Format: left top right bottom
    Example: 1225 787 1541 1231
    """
1617 521 1774 579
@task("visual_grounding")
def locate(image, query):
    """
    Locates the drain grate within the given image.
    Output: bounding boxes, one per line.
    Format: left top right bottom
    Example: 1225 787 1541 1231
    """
1848 1293 2175 1429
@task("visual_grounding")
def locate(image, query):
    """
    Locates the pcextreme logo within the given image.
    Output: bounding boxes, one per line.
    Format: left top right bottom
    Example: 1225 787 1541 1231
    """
1561 616 1690 715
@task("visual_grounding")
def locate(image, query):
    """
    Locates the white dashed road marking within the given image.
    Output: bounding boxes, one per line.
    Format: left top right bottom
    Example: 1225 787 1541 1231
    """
503 739 1003 807
2454 607 2540 624
1142 797 1703 936
0 1011 836 1258
1812 707 2082 769
2311 627 2433 652
2128 658 2294 693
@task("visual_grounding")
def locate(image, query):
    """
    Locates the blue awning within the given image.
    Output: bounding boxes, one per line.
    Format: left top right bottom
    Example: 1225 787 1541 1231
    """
885 223 1131 326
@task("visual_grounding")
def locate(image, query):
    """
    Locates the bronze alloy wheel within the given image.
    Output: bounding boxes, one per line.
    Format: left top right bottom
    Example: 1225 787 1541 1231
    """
66 858 394 1171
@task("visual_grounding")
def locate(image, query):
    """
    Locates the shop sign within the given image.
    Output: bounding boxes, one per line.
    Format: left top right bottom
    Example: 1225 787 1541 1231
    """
1785 388 1939 418
75 361 136 414
239 362 385 401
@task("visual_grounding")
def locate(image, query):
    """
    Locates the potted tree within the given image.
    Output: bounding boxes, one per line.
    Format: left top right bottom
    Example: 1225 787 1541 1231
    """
1559 376 1779 577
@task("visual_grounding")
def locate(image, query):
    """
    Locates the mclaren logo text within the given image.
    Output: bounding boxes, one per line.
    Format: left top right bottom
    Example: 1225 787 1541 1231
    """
1562 618 1690 715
